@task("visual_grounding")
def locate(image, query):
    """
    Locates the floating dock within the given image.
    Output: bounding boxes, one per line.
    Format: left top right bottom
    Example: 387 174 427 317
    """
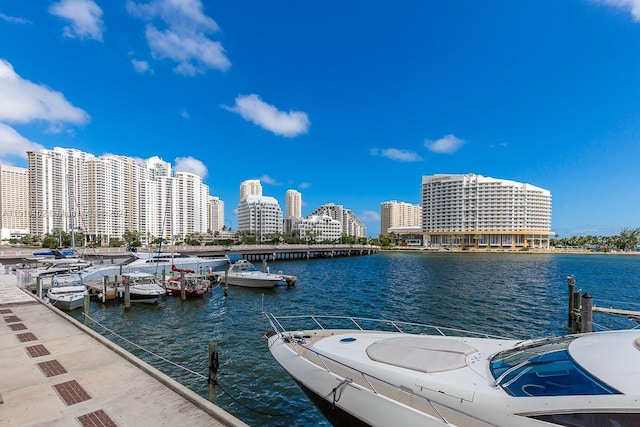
0 271 249 427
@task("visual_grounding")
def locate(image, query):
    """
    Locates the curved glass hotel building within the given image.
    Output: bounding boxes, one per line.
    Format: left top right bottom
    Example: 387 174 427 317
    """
422 174 553 249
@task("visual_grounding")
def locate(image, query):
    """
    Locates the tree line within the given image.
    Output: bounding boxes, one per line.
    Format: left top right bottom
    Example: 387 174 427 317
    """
550 227 640 252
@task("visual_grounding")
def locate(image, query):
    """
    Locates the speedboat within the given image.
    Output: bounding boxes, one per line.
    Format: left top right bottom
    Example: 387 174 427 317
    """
118 272 166 303
222 259 284 288
46 273 88 311
266 314 640 427
79 251 228 282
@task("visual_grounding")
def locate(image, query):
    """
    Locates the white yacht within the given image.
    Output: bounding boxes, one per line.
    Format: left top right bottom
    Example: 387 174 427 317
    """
266 314 640 427
79 251 228 282
118 272 166 304
222 260 284 288
46 273 88 311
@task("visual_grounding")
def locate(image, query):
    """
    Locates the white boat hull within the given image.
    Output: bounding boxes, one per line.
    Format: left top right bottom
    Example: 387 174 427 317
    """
267 316 640 427
268 334 452 427
225 274 281 288
47 287 88 311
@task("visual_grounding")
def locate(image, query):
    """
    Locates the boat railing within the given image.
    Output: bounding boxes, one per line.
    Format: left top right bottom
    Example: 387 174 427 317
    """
266 313 506 339
265 313 489 425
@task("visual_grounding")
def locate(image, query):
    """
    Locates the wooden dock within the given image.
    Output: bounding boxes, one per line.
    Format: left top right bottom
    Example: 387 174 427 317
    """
0 272 249 427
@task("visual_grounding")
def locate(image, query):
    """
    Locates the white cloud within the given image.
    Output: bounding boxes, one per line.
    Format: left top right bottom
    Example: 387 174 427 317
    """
298 182 311 189
260 174 281 185
144 26 230 75
0 123 44 163
595 0 640 21
378 148 423 162
126 0 230 74
223 94 310 137
360 210 380 222
49 0 104 41
132 59 152 73
174 156 208 178
424 134 465 154
179 109 190 119
0 59 89 125
0 13 30 24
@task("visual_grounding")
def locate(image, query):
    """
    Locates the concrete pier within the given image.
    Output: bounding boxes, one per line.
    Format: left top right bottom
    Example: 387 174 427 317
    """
0 270 249 427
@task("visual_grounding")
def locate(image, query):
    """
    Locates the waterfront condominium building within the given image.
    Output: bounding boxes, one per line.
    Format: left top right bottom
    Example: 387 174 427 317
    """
0 165 29 240
421 173 553 249
239 179 262 200
380 200 422 235
208 196 224 232
26 147 216 245
308 203 366 238
237 195 283 242
296 214 341 242
283 189 302 234
285 189 302 218
173 172 209 239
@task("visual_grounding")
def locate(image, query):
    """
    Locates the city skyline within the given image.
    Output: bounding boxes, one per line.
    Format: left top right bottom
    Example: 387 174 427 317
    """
2 1 640 238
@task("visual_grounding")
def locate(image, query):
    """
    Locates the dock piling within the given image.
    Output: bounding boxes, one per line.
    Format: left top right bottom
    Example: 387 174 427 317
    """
580 293 593 333
208 341 219 404
83 294 90 326
124 279 131 309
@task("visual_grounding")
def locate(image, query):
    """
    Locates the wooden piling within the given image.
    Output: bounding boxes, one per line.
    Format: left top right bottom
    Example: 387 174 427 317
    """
36 276 42 299
208 342 218 404
102 277 107 303
83 294 90 326
567 275 575 327
180 271 186 301
580 292 593 333
124 279 131 309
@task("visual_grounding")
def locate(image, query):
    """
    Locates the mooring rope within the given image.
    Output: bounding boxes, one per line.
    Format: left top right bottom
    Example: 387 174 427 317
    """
82 312 326 418
83 312 207 379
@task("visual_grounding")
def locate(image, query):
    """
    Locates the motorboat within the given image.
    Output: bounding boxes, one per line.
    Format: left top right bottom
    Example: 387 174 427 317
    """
79 251 228 283
46 273 88 311
164 273 210 297
222 259 284 288
265 314 640 427
16 257 92 291
118 272 166 304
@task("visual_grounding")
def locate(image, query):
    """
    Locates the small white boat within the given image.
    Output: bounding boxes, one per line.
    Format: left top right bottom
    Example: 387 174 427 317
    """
46 273 88 311
266 314 640 427
223 260 284 288
118 272 166 303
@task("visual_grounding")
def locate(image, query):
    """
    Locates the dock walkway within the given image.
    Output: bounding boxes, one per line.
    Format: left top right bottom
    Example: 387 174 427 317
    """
0 270 249 427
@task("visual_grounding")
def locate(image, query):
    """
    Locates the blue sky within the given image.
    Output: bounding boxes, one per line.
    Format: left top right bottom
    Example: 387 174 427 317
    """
1 0 640 238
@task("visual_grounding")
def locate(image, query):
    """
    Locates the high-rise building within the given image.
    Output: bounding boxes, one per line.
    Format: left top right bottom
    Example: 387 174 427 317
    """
285 189 302 218
421 173 553 249
208 196 224 232
380 201 422 235
25 147 218 244
296 214 341 242
239 179 262 200
237 195 282 242
173 172 209 238
0 165 29 239
308 203 366 238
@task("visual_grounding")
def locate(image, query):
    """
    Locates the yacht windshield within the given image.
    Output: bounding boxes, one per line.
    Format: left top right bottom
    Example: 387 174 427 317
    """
490 336 619 397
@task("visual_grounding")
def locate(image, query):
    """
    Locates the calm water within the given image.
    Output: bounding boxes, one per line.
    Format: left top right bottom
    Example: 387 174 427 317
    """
73 252 640 426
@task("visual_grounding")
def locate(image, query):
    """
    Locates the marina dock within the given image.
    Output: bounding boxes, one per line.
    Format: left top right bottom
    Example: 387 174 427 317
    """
0 271 249 427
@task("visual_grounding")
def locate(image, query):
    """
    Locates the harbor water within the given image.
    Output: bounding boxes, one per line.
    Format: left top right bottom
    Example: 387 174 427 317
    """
73 251 640 426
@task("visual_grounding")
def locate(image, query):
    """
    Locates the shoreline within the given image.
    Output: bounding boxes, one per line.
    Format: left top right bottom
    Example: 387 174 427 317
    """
381 247 640 255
